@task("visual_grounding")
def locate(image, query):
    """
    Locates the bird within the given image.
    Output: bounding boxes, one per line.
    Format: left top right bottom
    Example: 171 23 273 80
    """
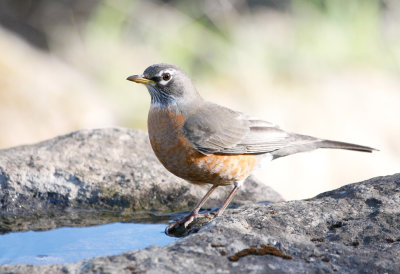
126 63 376 233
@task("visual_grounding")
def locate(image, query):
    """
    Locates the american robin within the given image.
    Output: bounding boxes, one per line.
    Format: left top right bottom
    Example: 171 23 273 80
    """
127 63 376 232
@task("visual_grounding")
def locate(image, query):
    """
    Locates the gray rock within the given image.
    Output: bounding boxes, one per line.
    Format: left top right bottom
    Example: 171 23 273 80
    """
1 173 398 273
0 128 282 233
1 128 397 273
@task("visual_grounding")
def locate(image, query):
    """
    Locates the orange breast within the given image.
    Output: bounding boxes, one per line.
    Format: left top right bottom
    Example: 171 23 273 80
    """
148 106 258 186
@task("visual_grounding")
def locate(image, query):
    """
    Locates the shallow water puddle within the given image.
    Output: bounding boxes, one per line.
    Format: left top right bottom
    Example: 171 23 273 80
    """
0 222 177 265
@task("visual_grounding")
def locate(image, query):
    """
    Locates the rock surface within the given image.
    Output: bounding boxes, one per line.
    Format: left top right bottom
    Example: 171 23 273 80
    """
0 128 282 233
1 173 399 273
0 128 398 273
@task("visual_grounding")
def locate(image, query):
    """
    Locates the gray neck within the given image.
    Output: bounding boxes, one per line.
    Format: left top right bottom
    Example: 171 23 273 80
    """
147 85 173 105
147 86 203 113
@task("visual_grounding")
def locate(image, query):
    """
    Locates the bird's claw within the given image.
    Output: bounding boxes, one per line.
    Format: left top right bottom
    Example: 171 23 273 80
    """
165 212 214 237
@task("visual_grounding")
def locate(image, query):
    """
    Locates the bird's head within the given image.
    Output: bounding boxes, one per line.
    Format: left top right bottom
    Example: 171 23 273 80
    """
127 63 199 106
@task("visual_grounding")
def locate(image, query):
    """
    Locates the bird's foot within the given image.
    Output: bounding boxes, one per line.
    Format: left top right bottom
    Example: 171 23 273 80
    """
165 211 214 237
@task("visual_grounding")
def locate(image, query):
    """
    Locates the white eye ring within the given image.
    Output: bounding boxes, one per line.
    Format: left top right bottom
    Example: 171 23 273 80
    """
157 69 175 85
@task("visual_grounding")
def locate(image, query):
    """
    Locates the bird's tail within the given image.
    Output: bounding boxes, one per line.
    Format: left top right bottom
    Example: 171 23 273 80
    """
271 134 377 159
318 139 377 153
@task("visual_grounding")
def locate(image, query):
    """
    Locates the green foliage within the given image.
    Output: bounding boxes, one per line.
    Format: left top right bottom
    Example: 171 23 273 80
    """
291 0 386 67
45 0 399 128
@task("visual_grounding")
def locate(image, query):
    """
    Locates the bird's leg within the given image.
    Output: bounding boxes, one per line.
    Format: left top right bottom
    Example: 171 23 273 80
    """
188 185 219 218
215 182 242 217
168 184 219 229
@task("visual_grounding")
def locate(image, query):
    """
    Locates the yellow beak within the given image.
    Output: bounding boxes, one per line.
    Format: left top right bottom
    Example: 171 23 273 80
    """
126 75 155 85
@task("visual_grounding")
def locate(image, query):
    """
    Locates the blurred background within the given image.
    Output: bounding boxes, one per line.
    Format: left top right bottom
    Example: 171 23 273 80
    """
0 0 399 200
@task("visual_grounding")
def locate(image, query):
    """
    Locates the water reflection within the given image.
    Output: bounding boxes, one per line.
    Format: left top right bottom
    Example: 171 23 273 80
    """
0 222 177 265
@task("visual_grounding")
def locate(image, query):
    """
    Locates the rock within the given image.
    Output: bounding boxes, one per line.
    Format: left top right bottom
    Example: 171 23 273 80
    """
0 127 282 233
1 173 398 273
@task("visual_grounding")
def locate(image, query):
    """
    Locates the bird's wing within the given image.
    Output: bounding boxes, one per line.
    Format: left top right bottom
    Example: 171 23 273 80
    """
182 102 304 155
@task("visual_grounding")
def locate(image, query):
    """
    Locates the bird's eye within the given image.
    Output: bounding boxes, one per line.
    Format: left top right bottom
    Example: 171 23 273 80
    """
162 73 171 81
